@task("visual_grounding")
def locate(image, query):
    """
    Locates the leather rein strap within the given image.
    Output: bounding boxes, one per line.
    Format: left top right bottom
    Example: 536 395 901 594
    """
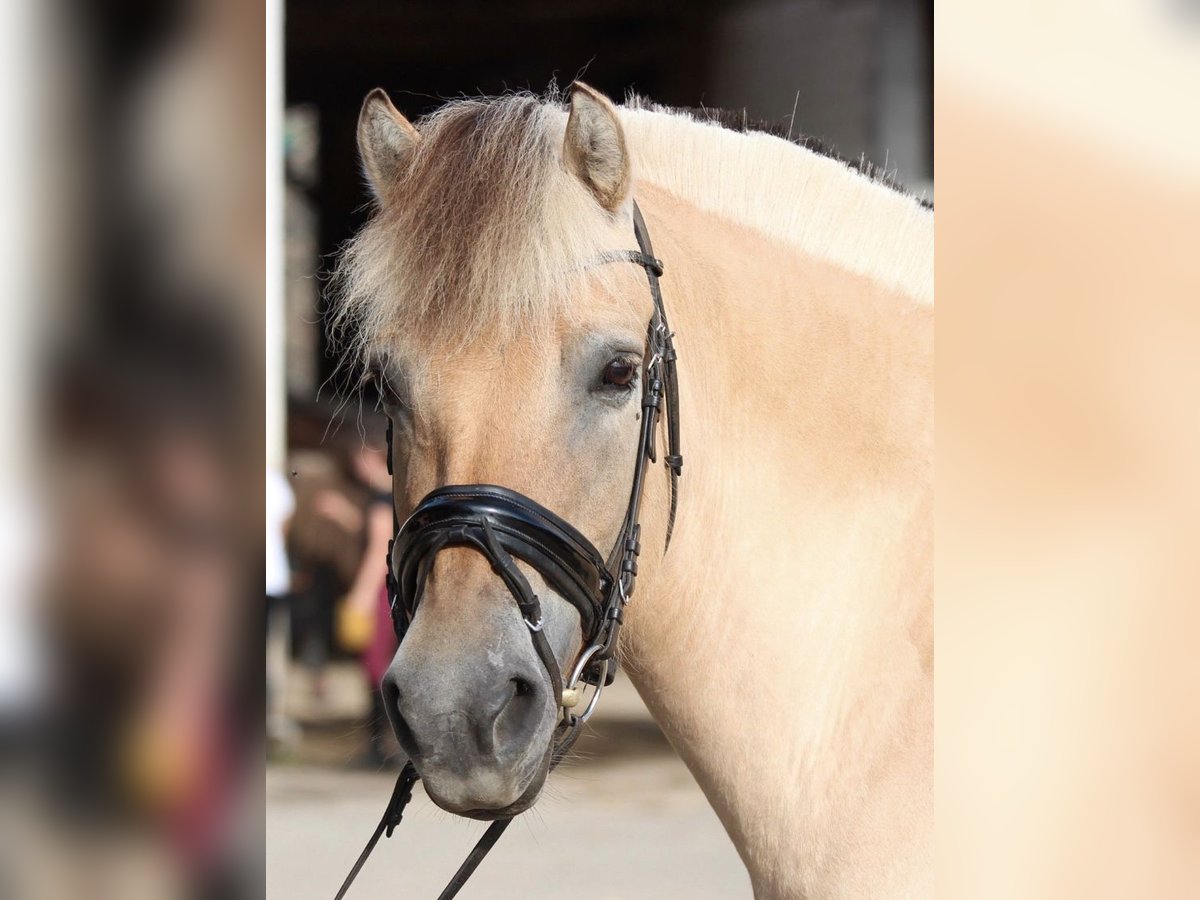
332 201 680 899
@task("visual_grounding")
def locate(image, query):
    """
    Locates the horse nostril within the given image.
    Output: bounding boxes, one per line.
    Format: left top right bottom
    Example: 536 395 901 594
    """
491 674 544 752
392 704 416 754
382 678 418 758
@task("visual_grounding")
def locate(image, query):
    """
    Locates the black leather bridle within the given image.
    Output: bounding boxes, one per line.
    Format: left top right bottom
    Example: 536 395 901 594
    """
333 201 681 899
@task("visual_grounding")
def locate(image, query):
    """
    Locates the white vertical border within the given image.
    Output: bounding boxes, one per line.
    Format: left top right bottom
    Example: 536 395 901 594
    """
265 0 286 471
0 0 43 709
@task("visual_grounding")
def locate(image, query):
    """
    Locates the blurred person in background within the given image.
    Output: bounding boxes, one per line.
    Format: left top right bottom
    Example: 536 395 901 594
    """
323 427 397 768
283 431 362 709
282 413 399 766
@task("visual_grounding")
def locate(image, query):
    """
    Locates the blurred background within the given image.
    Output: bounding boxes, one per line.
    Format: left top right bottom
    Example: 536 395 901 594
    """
268 2 931 897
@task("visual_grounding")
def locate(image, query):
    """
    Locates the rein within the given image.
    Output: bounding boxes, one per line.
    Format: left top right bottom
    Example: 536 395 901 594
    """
332 201 681 899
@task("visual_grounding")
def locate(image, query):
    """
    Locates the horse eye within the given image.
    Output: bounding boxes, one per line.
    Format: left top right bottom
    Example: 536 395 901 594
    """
602 359 637 388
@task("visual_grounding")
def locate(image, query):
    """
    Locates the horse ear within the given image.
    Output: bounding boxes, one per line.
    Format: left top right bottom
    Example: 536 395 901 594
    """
357 88 419 201
564 82 631 213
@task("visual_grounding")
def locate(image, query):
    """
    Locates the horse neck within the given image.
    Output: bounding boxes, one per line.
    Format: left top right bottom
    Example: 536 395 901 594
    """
623 186 933 899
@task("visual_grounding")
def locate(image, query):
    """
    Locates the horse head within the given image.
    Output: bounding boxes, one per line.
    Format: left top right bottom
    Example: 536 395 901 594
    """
340 82 673 818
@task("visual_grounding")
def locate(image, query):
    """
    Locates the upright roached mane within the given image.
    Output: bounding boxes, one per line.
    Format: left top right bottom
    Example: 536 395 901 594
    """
619 98 932 303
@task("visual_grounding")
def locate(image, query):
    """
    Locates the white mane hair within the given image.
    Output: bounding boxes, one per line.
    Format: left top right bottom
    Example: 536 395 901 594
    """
330 91 932 369
619 98 933 305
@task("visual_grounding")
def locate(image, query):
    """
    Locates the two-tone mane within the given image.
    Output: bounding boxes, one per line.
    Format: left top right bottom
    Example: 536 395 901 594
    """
618 98 932 303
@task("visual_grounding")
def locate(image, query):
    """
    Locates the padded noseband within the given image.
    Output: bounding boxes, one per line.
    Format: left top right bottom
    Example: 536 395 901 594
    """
391 484 611 644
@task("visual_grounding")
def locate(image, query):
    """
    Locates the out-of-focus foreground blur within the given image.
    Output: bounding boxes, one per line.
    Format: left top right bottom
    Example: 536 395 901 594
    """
2 0 263 897
936 2 1200 899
